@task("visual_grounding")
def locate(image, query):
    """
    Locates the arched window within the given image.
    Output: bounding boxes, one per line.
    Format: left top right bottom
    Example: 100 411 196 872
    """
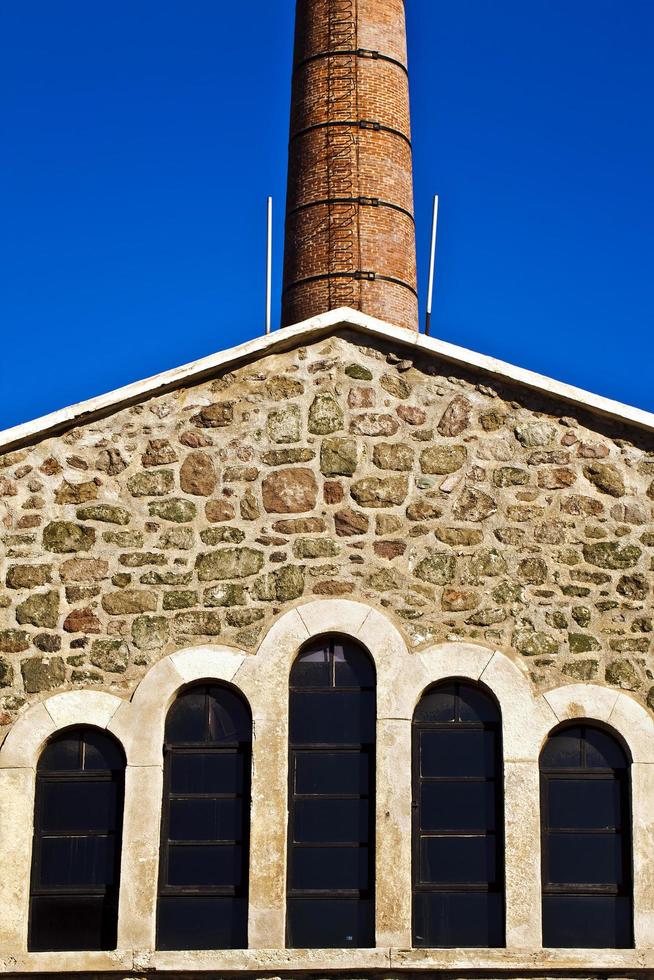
287 635 376 948
412 681 504 948
157 683 252 951
28 727 125 952
540 724 632 948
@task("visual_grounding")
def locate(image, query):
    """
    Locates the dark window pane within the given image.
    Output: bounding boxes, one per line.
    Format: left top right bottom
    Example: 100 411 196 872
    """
166 691 208 743
82 731 124 771
413 890 504 948
287 898 374 948
548 778 621 830
585 728 628 770
170 752 244 794
540 728 583 769
157 896 247 950
290 691 375 744
294 751 369 795
29 896 118 952
547 832 623 886
291 648 330 688
419 835 496 885
457 686 499 724
291 846 369 890
543 895 632 948
420 730 495 778
169 798 242 842
333 643 375 688
167 844 242 888
207 687 251 743
413 685 456 724
294 799 368 843
40 781 117 833
420 781 496 832
38 835 115 888
39 735 81 772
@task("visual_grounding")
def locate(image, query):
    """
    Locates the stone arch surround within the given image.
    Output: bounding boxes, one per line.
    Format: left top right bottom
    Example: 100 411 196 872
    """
1 597 654 974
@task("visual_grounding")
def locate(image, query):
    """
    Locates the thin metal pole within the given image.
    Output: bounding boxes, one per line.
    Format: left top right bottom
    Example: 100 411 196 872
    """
266 196 273 335
425 194 439 336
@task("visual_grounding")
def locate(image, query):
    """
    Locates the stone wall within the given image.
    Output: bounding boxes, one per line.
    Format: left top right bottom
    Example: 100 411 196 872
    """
1 331 653 738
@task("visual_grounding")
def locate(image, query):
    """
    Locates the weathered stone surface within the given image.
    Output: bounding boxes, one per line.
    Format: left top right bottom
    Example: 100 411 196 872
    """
200 527 245 546
617 574 649 600
467 606 506 626
308 393 343 434
582 542 642 569
373 443 415 471
22 656 65 693
180 453 217 496
55 480 99 505
345 363 373 381
583 463 625 498
273 517 325 534
267 406 301 443
173 611 222 636
563 659 598 681
334 508 369 537
0 657 14 687
253 565 305 602
142 439 177 468
6 564 52 589
406 498 442 521
90 640 129 673
34 633 61 653
262 468 318 513
63 608 101 634
95 448 127 475
349 413 399 437
293 538 340 559
438 396 471 436
16 591 59 629
538 467 576 490
127 469 174 497
103 530 144 548
348 386 375 408
119 551 167 568
380 373 410 400
0 630 29 653
196 547 265 581
204 583 247 607
132 615 169 650
606 658 640 690
494 467 529 487
561 495 604 517
163 590 198 610
102 590 158 615
149 499 197 523
262 449 315 466
518 558 548 584
514 422 556 447
191 402 233 427
513 629 558 656
158 527 195 550
76 504 131 525
205 499 236 523
44 521 95 553
415 552 456 585
373 540 406 560
240 489 260 520
569 633 601 653
350 476 408 508
397 405 426 426
321 438 358 476
265 377 304 400
442 588 479 612
60 558 109 582
467 549 508 579
452 488 497 522
420 445 466 475
435 527 483 546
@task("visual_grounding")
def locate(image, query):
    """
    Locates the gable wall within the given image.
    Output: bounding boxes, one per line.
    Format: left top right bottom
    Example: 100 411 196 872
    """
1 331 653 737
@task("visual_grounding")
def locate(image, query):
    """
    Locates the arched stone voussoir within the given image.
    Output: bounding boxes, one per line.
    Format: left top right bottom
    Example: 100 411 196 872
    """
0 690 125 770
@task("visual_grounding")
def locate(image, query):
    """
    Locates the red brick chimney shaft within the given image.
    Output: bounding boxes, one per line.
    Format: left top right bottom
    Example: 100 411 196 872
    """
282 0 418 332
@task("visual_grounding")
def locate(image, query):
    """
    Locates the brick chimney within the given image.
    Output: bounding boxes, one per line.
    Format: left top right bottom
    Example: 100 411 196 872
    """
282 0 418 332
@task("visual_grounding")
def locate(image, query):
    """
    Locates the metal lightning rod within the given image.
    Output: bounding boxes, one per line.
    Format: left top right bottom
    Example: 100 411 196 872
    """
265 197 273 335
425 194 439 336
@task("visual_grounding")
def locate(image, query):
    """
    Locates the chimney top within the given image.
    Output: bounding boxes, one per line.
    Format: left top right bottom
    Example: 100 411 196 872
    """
281 0 418 332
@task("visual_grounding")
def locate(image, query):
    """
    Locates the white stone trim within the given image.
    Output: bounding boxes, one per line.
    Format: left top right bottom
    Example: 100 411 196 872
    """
1 599 654 968
2 307 654 455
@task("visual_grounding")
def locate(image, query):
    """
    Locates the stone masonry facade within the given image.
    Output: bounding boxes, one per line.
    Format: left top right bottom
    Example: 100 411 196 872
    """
1 330 654 741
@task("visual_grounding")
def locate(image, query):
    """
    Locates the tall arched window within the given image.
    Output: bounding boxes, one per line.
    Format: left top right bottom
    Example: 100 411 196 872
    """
412 681 504 948
157 684 252 950
540 724 633 948
28 728 125 952
287 635 376 948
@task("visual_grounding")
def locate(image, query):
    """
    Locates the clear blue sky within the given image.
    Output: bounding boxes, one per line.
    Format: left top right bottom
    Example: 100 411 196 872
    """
1 0 653 429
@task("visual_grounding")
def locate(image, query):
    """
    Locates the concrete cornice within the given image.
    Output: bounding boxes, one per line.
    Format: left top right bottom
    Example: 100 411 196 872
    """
1 307 653 453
